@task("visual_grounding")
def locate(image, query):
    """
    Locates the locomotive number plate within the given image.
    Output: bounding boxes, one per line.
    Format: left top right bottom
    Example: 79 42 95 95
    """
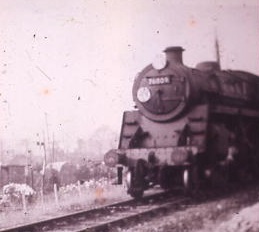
148 76 171 85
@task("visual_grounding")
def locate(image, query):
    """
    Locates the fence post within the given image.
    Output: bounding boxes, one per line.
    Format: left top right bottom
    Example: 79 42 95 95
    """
22 192 27 213
77 180 82 199
54 183 59 207
40 189 44 210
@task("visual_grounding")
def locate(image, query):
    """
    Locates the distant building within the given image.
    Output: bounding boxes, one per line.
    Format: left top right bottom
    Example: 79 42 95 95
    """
0 155 30 188
0 163 26 188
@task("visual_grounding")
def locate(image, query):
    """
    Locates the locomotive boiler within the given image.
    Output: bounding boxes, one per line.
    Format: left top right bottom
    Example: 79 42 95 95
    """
104 46 259 198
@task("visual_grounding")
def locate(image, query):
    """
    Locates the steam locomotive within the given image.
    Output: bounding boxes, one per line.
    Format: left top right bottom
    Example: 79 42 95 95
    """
104 46 259 198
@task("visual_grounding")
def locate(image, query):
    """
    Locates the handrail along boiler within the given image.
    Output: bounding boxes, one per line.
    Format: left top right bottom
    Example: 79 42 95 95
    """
104 46 259 198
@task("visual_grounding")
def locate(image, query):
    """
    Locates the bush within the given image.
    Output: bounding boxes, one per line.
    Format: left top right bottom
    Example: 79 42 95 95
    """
0 183 36 208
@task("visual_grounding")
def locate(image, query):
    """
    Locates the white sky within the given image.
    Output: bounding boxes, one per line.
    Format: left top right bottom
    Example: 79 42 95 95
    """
0 0 259 149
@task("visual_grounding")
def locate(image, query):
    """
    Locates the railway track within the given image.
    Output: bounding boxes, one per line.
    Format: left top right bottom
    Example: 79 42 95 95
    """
0 190 189 232
1 183 256 232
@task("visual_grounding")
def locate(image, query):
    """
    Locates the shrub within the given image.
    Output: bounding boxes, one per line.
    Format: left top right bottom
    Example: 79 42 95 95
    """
1 183 36 208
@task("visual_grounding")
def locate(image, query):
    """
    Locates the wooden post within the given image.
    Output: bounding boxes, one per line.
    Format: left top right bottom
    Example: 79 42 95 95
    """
37 133 47 202
54 183 59 206
40 189 44 209
22 192 27 213
77 180 82 199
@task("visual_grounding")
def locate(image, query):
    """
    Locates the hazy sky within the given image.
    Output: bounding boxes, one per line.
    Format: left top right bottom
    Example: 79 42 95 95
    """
1 0 259 150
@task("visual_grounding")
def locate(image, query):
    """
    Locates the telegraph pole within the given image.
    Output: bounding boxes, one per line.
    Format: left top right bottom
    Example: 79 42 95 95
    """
0 139 3 164
45 112 50 163
215 33 221 69
52 132 55 163
37 133 47 194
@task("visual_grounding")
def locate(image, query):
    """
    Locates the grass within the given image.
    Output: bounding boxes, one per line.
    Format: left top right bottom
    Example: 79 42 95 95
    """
0 179 129 230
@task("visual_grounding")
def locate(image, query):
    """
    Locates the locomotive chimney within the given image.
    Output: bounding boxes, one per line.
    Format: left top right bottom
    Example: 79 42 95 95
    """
164 46 184 65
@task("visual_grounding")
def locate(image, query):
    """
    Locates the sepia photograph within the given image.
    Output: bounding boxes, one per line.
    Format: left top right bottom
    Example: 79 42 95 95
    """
0 0 259 231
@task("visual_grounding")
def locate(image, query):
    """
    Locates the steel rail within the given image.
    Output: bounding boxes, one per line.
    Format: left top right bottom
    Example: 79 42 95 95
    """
80 197 189 232
0 190 176 232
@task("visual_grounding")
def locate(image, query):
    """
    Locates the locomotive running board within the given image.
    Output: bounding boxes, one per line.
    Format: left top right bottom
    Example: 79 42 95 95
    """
211 105 259 118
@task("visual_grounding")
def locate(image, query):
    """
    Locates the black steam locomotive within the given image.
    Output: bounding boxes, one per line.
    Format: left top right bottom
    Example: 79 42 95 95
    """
104 46 259 198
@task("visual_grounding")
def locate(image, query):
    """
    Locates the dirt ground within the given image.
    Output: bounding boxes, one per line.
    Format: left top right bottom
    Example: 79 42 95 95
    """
119 185 259 232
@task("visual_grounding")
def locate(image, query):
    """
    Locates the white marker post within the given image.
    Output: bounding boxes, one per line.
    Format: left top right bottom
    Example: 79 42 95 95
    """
77 180 82 199
54 183 59 207
22 192 27 213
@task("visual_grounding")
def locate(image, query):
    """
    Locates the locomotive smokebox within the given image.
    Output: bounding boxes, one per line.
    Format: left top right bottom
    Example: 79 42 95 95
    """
164 46 185 65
